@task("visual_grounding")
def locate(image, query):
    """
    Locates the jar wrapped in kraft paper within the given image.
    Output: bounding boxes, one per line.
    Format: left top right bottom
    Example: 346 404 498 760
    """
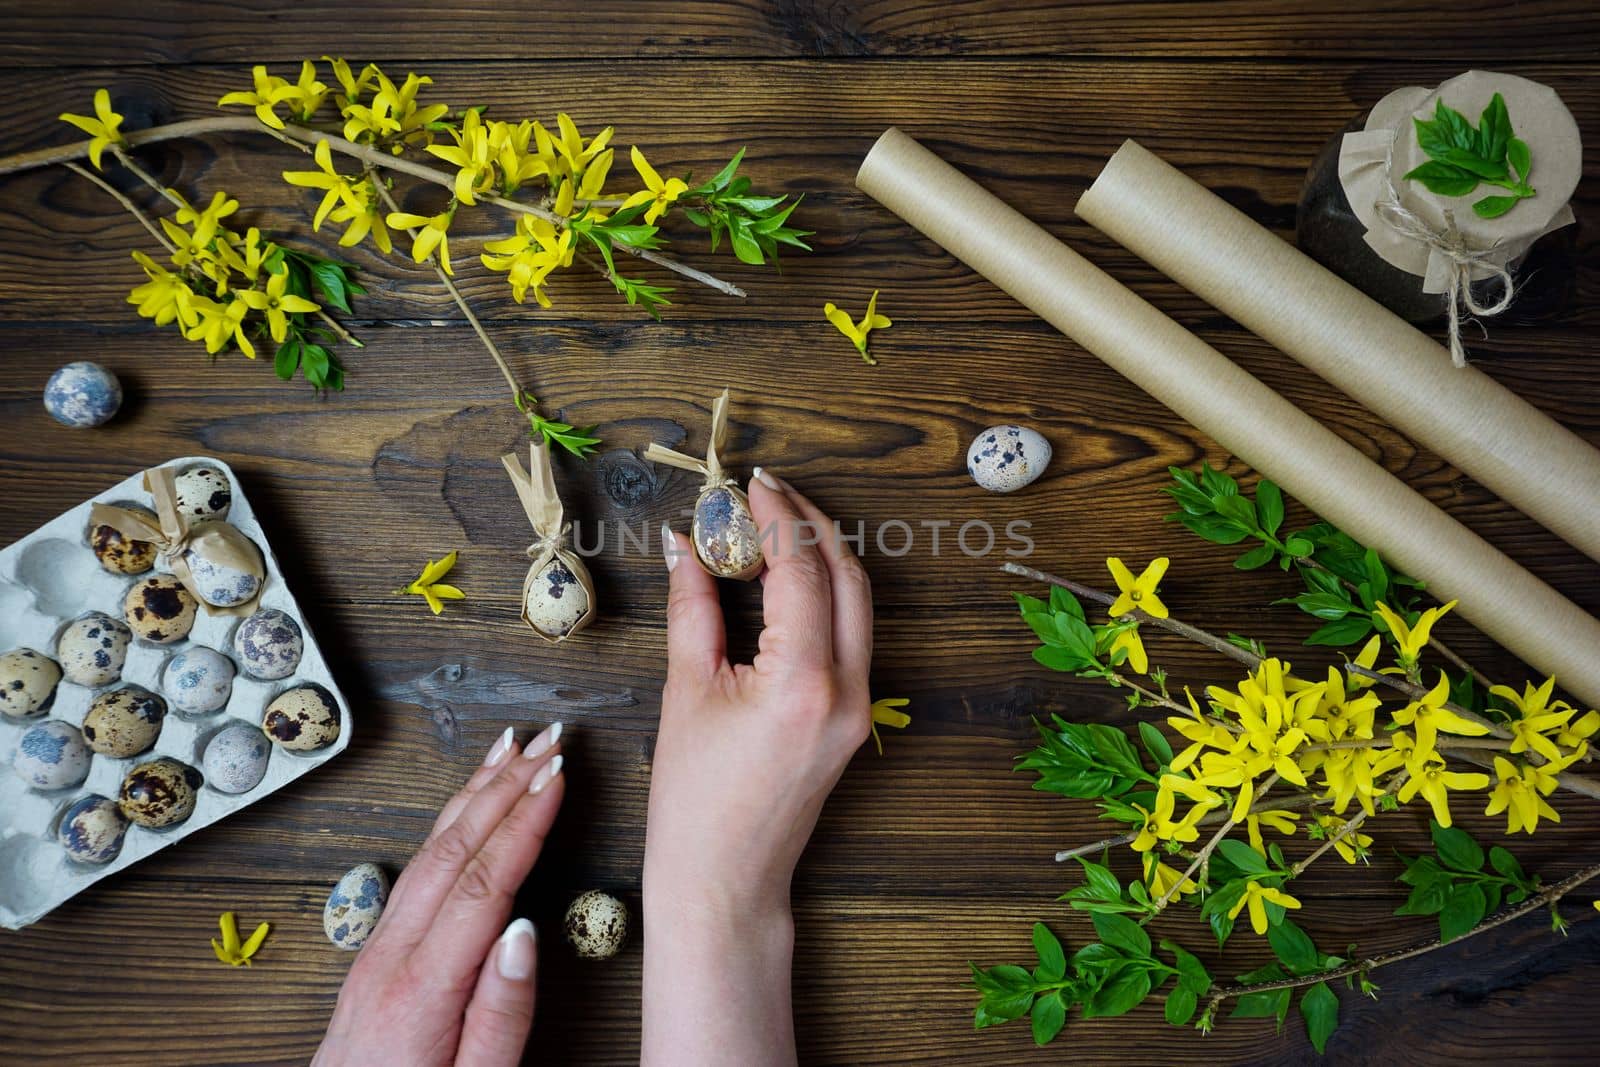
501 441 596 643
88 465 266 616
644 389 765 581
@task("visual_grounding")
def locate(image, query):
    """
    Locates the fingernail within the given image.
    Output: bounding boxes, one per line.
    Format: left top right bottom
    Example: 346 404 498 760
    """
661 522 678 572
496 917 537 981
523 721 562 760
529 754 564 795
752 466 782 492
483 726 514 767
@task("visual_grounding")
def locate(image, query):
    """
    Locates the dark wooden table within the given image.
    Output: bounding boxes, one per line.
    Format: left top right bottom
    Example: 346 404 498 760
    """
2 3 1597 1063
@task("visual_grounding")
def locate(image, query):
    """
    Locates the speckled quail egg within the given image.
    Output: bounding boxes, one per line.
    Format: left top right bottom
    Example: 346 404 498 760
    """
118 756 201 828
161 646 235 715
56 612 132 688
564 890 629 960
123 575 198 644
181 528 263 608
324 862 390 950
82 687 168 758
232 609 303 681
0 648 62 719
173 466 233 521
692 485 764 580
202 722 272 794
13 720 92 790
966 424 1052 493
263 685 341 752
90 506 159 575
58 794 129 864
524 557 592 640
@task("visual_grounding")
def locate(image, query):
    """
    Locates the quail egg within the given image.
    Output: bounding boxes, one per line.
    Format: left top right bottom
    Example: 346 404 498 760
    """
967 424 1052 493
118 757 201 828
0 648 62 719
263 685 341 752
56 612 132 688
564 890 629 960
161 646 235 715
173 466 233 521
58 794 129 864
202 722 272 794
181 529 263 608
692 485 764 580
324 862 390 950
82 687 168 758
232 609 303 681
13 720 92 790
90 506 159 575
43 360 122 428
524 557 591 640
123 575 198 644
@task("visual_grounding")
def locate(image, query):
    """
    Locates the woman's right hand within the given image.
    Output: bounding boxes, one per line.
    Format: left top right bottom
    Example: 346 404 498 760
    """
642 467 874 1066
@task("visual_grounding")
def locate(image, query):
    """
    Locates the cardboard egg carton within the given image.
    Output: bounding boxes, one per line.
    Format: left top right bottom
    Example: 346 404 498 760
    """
0 457 351 929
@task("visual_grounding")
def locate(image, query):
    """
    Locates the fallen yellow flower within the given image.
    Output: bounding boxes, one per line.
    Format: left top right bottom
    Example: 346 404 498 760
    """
869 696 911 755
397 550 466 615
824 289 891 365
211 911 270 967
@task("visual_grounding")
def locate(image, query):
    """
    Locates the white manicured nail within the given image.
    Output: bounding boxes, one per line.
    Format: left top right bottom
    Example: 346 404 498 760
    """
752 466 782 492
661 522 678 571
529 754 564 795
497 917 537 980
484 726 514 767
523 721 562 760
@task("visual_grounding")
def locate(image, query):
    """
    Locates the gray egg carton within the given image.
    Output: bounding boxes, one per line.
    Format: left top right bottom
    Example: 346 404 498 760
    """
0 457 351 929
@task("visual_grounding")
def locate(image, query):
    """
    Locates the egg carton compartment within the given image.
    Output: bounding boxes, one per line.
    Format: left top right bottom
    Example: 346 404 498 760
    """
0 457 351 929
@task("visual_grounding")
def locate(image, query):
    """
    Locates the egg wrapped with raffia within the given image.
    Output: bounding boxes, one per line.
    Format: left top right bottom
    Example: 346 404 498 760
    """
501 442 596 643
644 388 765 581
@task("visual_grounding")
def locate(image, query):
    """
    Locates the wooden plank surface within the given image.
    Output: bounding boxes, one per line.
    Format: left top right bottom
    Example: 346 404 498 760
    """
1 3 1598 1064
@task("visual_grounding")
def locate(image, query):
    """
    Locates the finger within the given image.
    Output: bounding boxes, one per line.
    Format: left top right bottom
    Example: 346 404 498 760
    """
426 727 520 846
454 918 538 1067
761 470 874 680
663 524 727 681
746 472 834 670
380 725 563 948
416 755 566 989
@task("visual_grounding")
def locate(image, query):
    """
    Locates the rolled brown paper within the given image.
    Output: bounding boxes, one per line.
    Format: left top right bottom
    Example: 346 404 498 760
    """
1076 139 1600 564
855 127 1600 707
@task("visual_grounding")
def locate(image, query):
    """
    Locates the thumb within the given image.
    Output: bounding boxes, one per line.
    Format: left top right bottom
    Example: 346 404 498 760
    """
455 918 538 1067
663 524 727 681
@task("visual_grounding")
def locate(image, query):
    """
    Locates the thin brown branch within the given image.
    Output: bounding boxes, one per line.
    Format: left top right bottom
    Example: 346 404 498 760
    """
1144 773 1280 920
1203 859 1600 1015
64 162 175 254
1288 770 1406 878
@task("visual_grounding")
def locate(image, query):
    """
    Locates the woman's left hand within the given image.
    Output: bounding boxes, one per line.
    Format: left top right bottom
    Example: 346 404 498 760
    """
313 722 566 1067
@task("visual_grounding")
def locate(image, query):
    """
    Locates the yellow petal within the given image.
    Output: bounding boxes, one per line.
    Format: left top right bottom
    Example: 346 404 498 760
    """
423 588 444 615
823 303 862 342
212 939 234 965
240 921 270 959
629 144 662 192
417 551 458 587
429 583 466 600
1106 557 1137 594
220 911 241 955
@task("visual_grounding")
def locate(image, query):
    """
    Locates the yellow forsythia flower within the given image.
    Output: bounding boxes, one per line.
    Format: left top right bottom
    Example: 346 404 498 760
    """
239 270 320 344
868 697 911 755
398 551 466 615
823 289 891 365
1107 557 1169 619
128 251 194 327
211 912 270 967
1228 881 1301 936
58 88 125 170
218 65 293 130
620 146 688 224
1389 671 1490 758
1373 599 1457 668
385 209 456 275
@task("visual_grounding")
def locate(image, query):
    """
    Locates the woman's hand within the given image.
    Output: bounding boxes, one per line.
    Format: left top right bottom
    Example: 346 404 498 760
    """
643 468 873 1067
314 724 566 1067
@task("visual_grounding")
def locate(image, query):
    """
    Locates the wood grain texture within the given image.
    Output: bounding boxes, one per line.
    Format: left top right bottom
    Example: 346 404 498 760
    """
1 5 1599 1064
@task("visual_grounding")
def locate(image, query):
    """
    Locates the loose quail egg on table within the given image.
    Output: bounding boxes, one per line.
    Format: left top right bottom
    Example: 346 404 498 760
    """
0 456 352 931
56 612 131 688
0 649 61 720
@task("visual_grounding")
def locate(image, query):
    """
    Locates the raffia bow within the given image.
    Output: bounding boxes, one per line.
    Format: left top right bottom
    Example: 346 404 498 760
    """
642 388 734 489
88 464 265 616
501 441 595 643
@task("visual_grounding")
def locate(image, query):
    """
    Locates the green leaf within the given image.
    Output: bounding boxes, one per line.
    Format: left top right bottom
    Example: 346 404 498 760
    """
1049 584 1085 620
1299 981 1340 1054
1138 721 1173 768
1278 591 1354 621
1431 821 1485 873
1031 990 1067 1045
1472 194 1524 219
1161 939 1213 996
1092 912 1151 958
1488 846 1526 882
1164 985 1197 1026
1234 543 1277 571
1216 839 1270 876
1479 92 1512 163
1256 479 1284 534
1438 146 1508 181
1084 967 1151 1019
1032 923 1067 982
1402 160 1480 197
1306 616 1374 647
1231 987 1292 1025
1212 493 1257 528
1507 136 1532 183
1267 919 1319 976
1439 884 1487 942
274 339 300 381
1283 535 1315 558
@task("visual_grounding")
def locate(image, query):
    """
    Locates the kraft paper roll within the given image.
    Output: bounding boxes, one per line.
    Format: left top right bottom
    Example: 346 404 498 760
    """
855 127 1600 707
1076 139 1600 564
